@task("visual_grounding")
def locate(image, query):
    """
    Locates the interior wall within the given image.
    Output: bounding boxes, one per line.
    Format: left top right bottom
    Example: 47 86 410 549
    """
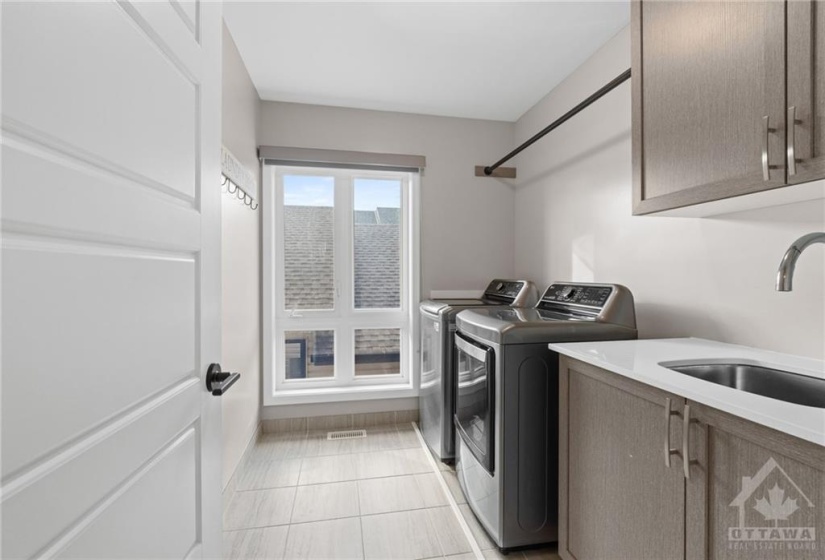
221 22 261 489
514 26 825 359
257 101 516 298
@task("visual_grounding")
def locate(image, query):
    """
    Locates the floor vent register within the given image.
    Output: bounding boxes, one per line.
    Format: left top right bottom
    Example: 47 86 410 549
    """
326 429 368 441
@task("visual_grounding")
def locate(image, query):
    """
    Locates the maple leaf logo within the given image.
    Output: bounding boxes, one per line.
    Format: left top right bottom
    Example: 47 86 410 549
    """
753 483 800 526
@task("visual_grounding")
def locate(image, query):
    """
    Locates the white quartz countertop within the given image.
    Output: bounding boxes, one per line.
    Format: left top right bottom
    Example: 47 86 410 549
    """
548 338 825 447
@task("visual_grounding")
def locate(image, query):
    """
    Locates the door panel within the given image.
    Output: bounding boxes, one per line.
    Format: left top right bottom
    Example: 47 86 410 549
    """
2 1 198 200
560 358 685 560
1 244 196 476
686 403 825 560
1 1 222 557
634 0 786 213
58 431 199 559
454 333 494 474
2 382 199 559
787 0 825 184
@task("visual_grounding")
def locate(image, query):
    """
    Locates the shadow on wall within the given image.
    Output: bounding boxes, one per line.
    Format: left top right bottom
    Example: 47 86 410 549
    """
517 129 631 190
635 301 725 342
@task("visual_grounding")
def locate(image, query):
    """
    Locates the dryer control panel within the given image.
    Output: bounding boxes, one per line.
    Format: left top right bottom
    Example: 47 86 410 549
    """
540 284 613 308
482 279 539 307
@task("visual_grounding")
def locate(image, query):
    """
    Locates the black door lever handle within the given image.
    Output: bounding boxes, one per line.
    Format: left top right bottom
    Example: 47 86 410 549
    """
206 363 241 396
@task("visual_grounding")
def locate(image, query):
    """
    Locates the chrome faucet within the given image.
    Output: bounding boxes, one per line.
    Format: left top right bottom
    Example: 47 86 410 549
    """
775 232 825 291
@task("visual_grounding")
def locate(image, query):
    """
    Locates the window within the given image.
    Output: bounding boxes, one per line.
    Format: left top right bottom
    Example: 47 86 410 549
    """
263 164 419 403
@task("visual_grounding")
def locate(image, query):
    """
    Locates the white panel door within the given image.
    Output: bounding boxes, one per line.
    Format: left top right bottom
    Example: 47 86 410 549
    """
1 1 223 558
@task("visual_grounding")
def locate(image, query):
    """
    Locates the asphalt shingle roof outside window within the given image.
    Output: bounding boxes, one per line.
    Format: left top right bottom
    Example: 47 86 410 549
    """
283 206 401 362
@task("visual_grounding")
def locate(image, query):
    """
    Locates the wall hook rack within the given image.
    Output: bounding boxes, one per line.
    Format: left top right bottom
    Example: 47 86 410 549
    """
221 173 258 210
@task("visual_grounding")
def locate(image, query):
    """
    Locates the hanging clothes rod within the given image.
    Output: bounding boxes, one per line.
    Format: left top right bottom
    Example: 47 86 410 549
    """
482 68 631 176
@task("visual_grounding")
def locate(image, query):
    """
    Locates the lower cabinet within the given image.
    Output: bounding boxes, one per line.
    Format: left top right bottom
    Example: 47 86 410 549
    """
559 357 825 560
685 403 825 560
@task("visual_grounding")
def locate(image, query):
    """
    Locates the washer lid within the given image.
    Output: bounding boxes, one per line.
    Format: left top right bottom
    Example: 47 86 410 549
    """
433 298 488 306
455 282 638 345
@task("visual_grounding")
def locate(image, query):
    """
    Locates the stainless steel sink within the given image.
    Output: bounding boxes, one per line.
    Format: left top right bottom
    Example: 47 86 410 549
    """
662 362 825 409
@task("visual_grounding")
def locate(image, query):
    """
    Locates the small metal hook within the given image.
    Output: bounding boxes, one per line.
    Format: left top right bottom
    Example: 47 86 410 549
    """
250 201 259 210
221 175 229 186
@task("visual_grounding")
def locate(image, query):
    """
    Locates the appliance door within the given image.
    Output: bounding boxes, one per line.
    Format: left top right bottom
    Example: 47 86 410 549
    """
419 311 444 455
454 332 495 474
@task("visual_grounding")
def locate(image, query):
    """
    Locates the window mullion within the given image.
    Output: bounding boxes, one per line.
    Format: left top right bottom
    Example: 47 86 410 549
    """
335 172 354 386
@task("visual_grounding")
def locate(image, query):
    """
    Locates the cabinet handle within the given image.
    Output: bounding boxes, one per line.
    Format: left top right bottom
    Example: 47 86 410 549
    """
682 404 692 479
787 106 800 176
762 116 778 182
664 397 680 468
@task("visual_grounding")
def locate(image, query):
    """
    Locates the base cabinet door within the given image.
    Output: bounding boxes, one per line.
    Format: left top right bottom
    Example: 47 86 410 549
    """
559 358 686 560
787 0 825 185
685 402 825 560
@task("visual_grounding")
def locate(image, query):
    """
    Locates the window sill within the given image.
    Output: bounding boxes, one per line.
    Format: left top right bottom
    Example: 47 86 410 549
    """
264 384 418 406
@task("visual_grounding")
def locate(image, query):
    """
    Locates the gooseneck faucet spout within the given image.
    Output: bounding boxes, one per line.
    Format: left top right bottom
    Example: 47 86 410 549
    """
776 232 825 291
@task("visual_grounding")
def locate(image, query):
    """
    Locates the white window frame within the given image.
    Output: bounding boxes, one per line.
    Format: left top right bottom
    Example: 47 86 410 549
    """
262 164 420 405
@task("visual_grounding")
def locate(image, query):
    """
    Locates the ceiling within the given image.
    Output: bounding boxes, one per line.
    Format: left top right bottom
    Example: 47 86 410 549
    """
223 2 629 122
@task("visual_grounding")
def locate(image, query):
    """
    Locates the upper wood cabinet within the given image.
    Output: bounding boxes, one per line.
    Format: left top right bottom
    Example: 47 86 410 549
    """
632 0 825 215
787 1 825 185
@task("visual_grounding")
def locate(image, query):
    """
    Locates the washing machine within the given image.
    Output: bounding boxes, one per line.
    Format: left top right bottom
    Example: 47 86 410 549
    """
419 279 538 462
453 282 637 550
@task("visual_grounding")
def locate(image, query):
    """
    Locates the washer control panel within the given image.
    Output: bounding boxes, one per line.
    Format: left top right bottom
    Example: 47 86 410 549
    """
484 280 526 300
540 284 613 308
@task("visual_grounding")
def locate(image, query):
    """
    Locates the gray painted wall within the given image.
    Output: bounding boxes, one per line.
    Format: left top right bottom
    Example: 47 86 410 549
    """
514 27 825 359
257 101 517 299
221 22 261 489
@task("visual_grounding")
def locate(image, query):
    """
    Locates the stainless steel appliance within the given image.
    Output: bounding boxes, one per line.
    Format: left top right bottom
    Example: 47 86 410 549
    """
454 282 637 551
419 279 538 462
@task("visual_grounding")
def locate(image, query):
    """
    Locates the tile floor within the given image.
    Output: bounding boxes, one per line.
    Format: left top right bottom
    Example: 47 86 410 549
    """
223 423 561 560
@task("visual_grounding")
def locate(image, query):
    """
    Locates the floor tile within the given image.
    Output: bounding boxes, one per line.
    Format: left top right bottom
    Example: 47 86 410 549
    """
445 554 477 560
358 474 419 515
355 448 431 479
414 473 450 507
482 548 511 559
236 458 302 491
426 506 473 556
522 545 562 560
223 424 485 560
248 432 307 462
298 453 359 485
291 481 360 524
223 526 289 559
353 411 396 428
357 472 450 515
459 504 496 551
283 517 364 560
395 423 421 448
224 487 296 531
363 425 406 452
303 431 353 458
362 509 442 560
442 469 467 504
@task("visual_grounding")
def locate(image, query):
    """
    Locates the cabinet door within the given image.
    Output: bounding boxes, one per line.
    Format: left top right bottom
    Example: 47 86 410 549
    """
632 0 787 214
787 0 825 184
685 402 825 560
559 358 686 560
